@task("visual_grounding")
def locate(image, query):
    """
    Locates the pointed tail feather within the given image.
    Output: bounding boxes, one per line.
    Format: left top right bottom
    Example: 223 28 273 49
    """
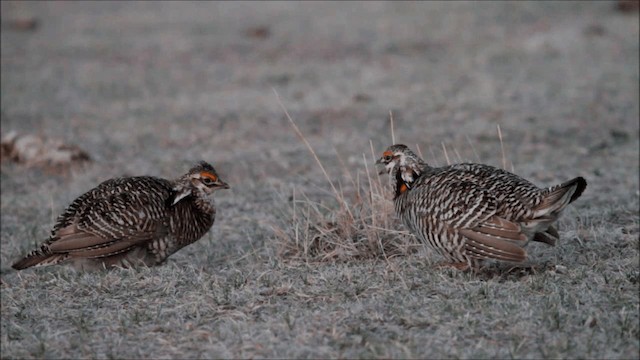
11 247 66 270
533 177 587 218
568 177 587 203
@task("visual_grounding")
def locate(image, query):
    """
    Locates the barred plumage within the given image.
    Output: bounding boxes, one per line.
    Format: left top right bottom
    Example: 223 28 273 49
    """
377 144 587 269
12 161 229 270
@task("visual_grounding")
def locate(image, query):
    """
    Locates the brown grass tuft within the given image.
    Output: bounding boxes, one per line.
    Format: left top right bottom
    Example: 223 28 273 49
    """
271 91 416 262
271 162 417 262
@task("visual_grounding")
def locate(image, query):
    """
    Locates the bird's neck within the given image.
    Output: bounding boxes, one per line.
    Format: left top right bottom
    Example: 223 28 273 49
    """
193 195 216 216
170 182 216 216
393 166 419 199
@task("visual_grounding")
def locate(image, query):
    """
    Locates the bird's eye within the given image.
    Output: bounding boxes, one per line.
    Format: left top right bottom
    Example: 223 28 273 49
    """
384 155 392 161
202 177 214 185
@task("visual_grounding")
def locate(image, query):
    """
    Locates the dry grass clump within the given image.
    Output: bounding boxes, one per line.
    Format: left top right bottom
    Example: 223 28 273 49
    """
272 158 417 262
271 91 416 262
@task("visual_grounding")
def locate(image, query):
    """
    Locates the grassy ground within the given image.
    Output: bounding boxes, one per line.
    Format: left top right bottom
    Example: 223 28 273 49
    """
1 1 638 359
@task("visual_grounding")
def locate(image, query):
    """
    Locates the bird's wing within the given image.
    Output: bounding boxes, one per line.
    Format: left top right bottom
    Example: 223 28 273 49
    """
47 184 170 258
415 179 527 262
458 215 527 262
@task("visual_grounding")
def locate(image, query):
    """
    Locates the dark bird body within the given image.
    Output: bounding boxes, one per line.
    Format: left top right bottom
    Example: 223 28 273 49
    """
12 161 229 270
377 144 587 269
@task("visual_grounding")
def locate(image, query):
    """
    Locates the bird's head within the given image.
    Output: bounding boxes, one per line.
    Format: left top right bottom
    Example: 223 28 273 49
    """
186 161 230 195
375 144 423 175
171 161 229 206
375 144 428 195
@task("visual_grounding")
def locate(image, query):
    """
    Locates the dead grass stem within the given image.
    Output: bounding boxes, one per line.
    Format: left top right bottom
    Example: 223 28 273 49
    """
271 93 414 262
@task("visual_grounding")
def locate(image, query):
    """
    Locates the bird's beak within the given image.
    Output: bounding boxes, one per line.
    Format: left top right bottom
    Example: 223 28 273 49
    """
375 158 387 175
217 180 230 190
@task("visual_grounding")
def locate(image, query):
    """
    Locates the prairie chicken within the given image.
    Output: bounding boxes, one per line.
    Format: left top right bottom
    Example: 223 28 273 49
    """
12 161 229 270
376 144 587 270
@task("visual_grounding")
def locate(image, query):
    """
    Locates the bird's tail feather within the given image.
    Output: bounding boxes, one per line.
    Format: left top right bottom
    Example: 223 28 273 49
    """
11 246 67 270
533 177 587 218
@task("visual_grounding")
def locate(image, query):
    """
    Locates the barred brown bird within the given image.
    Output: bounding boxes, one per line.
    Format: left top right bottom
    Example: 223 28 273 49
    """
376 144 587 270
12 161 229 270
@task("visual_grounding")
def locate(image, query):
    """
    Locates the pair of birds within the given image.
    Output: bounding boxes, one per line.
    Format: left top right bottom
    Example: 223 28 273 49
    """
11 144 586 271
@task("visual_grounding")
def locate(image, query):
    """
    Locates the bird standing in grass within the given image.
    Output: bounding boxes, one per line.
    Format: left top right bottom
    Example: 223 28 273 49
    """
376 144 587 270
12 161 229 270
